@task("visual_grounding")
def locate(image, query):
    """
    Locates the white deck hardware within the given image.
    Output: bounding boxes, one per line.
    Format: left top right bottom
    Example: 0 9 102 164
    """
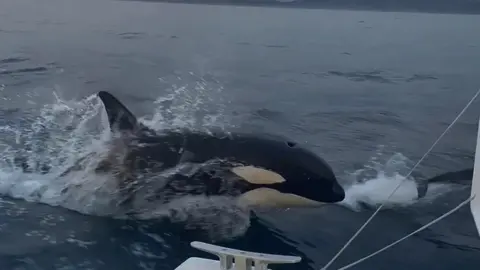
174 241 302 270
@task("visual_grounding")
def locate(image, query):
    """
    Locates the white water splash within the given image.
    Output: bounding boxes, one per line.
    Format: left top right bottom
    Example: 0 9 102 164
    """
140 74 230 131
340 150 456 211
0 75 245 235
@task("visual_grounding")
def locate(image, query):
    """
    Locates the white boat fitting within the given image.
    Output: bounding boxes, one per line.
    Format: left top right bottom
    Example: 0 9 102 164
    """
174 241 301 270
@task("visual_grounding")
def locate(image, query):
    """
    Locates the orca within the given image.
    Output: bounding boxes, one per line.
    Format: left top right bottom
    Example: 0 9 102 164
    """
93 91 345 212
416 168 473 198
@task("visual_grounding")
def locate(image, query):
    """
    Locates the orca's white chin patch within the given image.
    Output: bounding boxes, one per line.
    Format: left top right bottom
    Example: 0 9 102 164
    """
237 188 324 208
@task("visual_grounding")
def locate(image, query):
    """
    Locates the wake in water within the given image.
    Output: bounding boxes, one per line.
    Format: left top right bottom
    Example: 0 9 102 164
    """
0 76 460 240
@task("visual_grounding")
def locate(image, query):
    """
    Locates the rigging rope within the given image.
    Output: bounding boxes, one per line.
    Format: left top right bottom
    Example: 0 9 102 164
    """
337 195 475 270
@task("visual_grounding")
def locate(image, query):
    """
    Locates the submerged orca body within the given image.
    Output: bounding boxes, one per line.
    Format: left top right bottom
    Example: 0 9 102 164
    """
91 91 346 211
416 168 473 198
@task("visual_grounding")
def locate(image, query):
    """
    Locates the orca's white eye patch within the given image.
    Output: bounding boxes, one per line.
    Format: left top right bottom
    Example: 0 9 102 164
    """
231 166 285 185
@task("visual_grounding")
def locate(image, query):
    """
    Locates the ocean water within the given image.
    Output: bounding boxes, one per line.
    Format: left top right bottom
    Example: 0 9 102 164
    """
1 0 480 269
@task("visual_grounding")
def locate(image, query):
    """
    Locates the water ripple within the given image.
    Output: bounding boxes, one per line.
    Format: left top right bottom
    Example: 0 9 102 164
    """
118 32 147 40
0 67 48 76
0 57 30 64
306 70 439 84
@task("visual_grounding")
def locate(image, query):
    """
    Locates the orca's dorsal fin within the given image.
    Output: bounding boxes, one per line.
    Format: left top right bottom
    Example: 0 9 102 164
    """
98 91 140 133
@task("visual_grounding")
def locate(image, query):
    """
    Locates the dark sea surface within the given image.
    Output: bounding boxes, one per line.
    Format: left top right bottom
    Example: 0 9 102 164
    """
1 0 480 269
127 0 480 14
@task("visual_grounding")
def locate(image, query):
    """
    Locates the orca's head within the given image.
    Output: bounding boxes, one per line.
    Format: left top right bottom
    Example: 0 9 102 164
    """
232 136 345 208
279 143 344 203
